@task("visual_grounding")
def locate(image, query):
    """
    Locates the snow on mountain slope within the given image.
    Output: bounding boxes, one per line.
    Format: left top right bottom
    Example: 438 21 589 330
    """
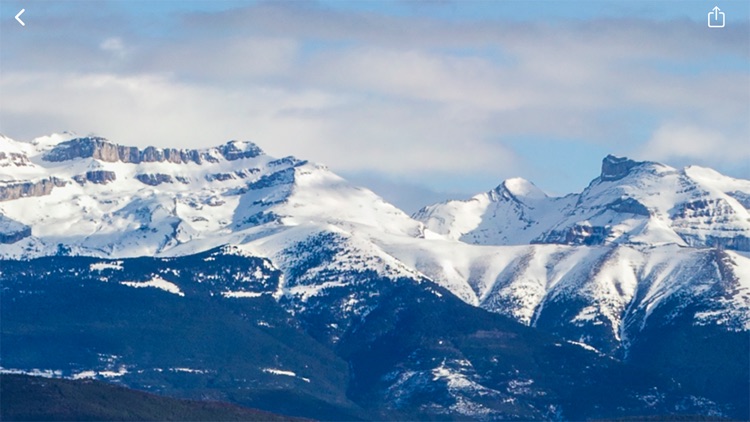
412 178 575 245
375 235 750 353
372 153 749 352
0 134 421 260
0 134 428 337
415 155 750 251
1 134 748 356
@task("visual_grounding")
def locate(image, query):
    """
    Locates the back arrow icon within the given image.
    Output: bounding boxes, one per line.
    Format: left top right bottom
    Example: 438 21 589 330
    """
16 9 25 26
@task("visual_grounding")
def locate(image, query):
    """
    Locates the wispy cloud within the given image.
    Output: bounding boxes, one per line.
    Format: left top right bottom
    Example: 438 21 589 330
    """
641 122 750 164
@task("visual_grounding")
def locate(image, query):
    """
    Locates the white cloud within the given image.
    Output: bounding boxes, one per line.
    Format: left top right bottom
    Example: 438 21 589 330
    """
142 37 300 81
1 3 748 200
0 71 517 179
641 122 750 164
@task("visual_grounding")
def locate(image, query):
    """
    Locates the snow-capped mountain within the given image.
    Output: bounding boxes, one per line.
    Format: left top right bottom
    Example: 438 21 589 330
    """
0 132 433 343
406 154 750 354
414 155 750 250
1 133 748 345
0 133 421 259
1 134 749 419
0 134 750 342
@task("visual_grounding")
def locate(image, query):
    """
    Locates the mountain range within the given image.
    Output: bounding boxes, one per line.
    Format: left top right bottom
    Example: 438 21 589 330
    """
1 133 748 420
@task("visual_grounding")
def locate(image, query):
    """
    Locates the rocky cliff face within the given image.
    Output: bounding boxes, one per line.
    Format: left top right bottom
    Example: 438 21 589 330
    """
217 141 264 161
72 171 117 185
535 223 611 245
42 137 263 165
681 233 750 251
0 214 31 244
600 155 645 181
0 226 31 244
0 178 67 202
135 173 175 186
417 155 750 252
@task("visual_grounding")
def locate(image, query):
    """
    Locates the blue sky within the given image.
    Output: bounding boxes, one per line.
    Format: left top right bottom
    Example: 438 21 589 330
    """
5 1 747 24
1 1 748 211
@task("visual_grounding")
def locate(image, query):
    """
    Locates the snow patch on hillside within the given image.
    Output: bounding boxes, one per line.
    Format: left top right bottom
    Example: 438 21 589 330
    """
121 276 184 297
0 367 63 378
90 261 123 271
221 291 264 298
263 368 310 382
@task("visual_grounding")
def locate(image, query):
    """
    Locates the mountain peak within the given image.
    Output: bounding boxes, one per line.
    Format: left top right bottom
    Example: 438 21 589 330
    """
600 155 645 182
217 140 264 161
495 177 547 201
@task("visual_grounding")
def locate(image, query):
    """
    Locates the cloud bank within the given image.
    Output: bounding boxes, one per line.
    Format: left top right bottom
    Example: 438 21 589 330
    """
1 1 748 207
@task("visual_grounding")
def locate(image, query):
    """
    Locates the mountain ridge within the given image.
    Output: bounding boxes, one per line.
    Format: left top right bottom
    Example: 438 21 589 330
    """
415 154 750 251
1 133 748 419
2 250 736 420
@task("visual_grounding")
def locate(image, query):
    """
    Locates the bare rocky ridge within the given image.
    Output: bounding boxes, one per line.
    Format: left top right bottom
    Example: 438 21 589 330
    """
135 173 175 186
42 137 263 164
0 215 31 244
535 223 611 246
0 177 67 202
73 170 117 185
416 155 750 252
600 154 648 181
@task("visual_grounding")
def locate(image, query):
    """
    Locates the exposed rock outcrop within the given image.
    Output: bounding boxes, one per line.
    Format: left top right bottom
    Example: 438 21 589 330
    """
136 173 174 186
73 171 117 185
247 168 296 191
235 169 259 179
43 137 263 165
607 197 651 216
0 178 67 202
205 173 236 182
600 155 643 182
269 156 306 167
728 191 750 210
672 198 736 219
680 234 750 252
0 152 32 167
217 141 263 161
203 168 261 182
535 223 611 246
0 214 31 244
